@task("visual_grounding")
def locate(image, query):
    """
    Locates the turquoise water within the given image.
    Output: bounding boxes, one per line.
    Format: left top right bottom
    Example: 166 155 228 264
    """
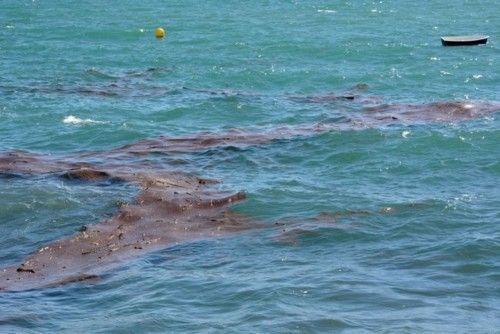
1 0 499 332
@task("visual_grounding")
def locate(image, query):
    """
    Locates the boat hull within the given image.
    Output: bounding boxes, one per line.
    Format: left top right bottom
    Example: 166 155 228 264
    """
441 35 488 46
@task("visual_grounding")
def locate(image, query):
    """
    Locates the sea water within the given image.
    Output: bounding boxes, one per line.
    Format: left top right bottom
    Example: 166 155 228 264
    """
0 0 499 332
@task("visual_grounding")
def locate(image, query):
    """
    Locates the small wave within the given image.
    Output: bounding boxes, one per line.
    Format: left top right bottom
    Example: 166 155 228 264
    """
317 9 337 13
63 115 107 125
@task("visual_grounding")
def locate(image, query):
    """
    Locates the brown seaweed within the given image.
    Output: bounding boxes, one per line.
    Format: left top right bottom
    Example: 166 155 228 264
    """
361 101 500 123
0 99 498 291
96 100 499 157
0 159 251 291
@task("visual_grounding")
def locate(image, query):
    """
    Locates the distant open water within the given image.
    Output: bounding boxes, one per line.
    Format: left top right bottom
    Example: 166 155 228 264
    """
1 0 499 333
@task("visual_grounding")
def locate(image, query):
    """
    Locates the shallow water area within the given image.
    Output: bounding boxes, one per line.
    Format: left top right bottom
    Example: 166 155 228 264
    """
1 0 500 332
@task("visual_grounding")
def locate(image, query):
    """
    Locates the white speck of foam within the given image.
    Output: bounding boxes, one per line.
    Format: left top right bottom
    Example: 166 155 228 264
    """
63 115 107 125
402 130 410 138
317 9 337 13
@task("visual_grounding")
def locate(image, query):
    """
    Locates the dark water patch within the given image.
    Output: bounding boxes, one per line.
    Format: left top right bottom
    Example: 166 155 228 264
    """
183 86 262 99
452 263 496 275
326 150 369 164
286 84 382 107
84 68 119 80
441 239 500 262
0 172 27 180
271 219 380 247
279 318 357 332
272 228 326 246
288 93 357 103
84 67 169 80
0 84 118 97
0 82 176 99
365 234 500 280
0 314 40 330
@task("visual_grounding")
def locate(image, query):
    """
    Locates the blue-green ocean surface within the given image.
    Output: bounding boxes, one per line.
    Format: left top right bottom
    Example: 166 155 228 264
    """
1 0 499 332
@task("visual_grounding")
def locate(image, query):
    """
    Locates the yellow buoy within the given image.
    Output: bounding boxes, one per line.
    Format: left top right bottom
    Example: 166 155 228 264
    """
155 27 166 39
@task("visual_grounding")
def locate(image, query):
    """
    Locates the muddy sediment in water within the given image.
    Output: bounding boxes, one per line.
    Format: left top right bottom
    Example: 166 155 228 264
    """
0 99 498 291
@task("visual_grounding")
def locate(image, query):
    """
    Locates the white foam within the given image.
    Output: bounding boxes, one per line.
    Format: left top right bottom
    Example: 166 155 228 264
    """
317 9 337 13
63 115 107 125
